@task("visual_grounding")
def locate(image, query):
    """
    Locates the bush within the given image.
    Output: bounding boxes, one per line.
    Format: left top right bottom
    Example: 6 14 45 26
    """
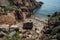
8 0 14 6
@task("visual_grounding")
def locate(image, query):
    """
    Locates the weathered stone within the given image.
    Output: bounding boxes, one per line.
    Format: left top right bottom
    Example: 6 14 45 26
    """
9 31 16 37
9 25 19 32
36 30 40 34
28 34 32 38
0 24 9 31
10 25 19 28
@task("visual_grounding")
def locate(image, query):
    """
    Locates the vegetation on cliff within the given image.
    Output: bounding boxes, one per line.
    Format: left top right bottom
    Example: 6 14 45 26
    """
0 6 14 13
42 12 60 40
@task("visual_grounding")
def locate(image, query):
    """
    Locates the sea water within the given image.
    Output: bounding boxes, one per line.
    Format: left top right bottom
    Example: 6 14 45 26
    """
34 0 60 20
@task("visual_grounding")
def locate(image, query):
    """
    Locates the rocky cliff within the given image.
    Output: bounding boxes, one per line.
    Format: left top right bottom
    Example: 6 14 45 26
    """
0 0 43 25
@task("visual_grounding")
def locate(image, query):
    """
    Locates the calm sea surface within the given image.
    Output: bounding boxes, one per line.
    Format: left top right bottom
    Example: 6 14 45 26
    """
34 0 60 20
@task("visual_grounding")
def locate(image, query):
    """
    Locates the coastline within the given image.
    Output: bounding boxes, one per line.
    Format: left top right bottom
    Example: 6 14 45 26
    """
0 0 46 40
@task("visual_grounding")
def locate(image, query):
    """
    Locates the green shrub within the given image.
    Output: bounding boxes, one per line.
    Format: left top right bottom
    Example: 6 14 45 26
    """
8 0 14 6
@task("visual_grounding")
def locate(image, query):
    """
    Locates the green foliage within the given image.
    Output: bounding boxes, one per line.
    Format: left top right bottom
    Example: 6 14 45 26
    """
4 8 14 12
50 15 60 23
0 6 14 13
8 0 14 6
0 6 5 8
5 32 20 40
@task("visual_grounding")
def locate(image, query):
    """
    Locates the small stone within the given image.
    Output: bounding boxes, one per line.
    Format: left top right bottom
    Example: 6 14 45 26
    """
36 30 40 34
10 25 19 28
9 28 15 32
19 34 23 37
28 34 32 38
10 25 19 32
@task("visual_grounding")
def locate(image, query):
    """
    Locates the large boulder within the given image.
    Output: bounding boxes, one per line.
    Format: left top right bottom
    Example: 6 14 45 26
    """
23 22 33 30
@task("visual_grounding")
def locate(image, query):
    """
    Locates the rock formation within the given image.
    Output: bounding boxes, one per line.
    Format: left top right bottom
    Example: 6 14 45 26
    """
0 0 43 25
13 0 43 11
13 0 43 21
